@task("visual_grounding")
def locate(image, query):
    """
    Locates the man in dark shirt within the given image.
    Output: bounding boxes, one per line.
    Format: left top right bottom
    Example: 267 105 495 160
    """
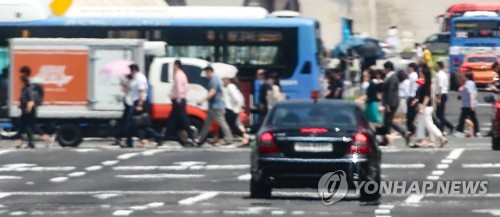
14 74 36 149
326 69 344 99
257 69 272 123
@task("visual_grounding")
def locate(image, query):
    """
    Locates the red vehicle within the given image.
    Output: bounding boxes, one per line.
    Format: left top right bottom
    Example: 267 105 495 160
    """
436 3 500 32
460 54 498 86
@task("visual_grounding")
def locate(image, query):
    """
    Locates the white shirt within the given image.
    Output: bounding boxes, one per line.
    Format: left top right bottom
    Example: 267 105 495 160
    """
129 72 148 102
399 79 410 98
223 83 245 114
435 70 449 95
407 71 418 97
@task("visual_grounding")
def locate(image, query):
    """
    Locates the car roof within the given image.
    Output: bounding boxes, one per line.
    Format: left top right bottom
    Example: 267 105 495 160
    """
275 99 358 107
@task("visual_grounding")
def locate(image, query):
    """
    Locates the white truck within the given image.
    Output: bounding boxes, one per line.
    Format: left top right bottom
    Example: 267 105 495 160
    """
6 38 236 147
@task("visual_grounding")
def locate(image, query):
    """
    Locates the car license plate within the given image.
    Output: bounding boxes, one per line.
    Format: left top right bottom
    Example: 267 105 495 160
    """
294 142 333 152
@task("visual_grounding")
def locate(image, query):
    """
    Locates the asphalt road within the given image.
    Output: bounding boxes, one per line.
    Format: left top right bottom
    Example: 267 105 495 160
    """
0 91 498 217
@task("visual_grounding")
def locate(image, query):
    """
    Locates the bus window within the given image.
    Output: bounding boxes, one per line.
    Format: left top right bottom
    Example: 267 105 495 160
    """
226 46 281 66
454 20 500 38
167 46 216 62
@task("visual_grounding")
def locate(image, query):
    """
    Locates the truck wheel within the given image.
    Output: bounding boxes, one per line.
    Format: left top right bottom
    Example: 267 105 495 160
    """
56 124 82 147
250 178 272 199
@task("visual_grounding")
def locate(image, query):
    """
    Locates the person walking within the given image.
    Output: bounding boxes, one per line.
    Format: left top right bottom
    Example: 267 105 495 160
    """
455 70 480 137
14 74 36 149
414 65 448 148
406 63 419 135
195 66 233 146
113 73 133 146
123 64 162 148
256 69 272 125
435 61 454 134
381 61 411 146
164 60 197 147
266 72 285 109
222 77 250 146
396 70 409 120
364 69 384 126
325 68 344 99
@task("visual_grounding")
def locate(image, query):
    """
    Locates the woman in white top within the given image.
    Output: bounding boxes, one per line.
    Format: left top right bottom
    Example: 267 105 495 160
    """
396 70 410 118
222 77 250 146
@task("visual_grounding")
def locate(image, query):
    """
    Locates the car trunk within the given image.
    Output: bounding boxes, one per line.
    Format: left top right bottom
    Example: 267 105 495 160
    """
272 128 355 159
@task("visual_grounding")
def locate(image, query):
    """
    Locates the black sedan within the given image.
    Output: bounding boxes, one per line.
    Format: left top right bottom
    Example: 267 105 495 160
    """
250 99 381 202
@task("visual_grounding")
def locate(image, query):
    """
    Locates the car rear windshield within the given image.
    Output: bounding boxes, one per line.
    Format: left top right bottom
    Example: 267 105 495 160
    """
266 103 360 129
467 57 497 63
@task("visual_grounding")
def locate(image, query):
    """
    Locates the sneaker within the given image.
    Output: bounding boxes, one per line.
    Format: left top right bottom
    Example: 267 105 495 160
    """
475 132 482 137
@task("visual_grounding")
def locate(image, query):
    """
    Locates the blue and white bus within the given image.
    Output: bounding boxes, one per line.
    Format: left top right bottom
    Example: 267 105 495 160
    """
0 9 325 116
449 16 500 89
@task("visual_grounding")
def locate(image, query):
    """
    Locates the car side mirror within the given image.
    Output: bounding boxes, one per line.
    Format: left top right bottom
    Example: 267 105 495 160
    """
484 95 496 104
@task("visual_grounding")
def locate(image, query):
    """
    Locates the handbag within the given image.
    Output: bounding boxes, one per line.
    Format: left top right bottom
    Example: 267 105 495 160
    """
132 113 152 128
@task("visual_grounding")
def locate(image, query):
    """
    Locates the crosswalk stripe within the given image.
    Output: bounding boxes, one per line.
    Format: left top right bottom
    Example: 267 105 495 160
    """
178 192 218 205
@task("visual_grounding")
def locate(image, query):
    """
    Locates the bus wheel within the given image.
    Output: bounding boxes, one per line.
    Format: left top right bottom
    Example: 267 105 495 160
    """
56 124 83 147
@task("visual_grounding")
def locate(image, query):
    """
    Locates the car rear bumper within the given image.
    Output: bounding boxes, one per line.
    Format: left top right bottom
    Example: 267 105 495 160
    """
253 157 370 188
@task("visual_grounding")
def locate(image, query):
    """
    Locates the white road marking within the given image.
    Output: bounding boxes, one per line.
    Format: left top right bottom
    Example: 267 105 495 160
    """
478 103 492 107
0 176 22 180
437 164 449 169
0 150 11 156
94 193 121 200
463 163 500 168
178 192 218 205
378 205 395 209
141 150 165 156
381 164 425 169
485 174 500 178
9 211 27 216
147 202 164 208
405 194 424 204
473 209 500 215
426 175 440 180
116 174 204 179
446 148 465 160
374 209 390 215
73 149 97 153
237 173 251 181
117 153 139 160
67 172 86 177
112 210 133 216
1 164 36 169
49 177 68 183
291 211 305 215
431 170 445 176
0 193 12 199
101 160 119 166
0 167 75 172
174 161 206 167
112 164 249 171
85 166 103 171
130 205 148 211
441 159 453 164
271 210 286 215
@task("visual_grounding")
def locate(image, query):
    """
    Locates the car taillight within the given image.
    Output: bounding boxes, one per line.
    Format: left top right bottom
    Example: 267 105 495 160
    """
496 101 500 110
259 132 280 154
349 132 370 154
460 66 470 72
300 128 328 134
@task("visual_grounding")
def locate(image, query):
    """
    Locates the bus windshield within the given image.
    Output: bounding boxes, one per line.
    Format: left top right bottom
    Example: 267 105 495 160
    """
453 20 500 38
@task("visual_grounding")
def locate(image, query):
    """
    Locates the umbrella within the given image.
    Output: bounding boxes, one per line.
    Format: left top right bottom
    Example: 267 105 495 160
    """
352 37 385 58
211 63 238 79
100 60 134 76
331 42 351 58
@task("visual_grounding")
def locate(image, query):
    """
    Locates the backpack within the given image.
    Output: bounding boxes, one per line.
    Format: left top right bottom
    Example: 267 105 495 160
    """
30 83 44 106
